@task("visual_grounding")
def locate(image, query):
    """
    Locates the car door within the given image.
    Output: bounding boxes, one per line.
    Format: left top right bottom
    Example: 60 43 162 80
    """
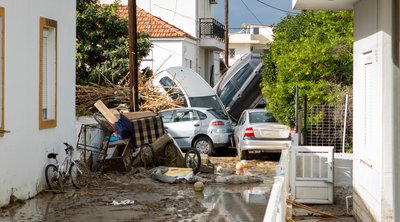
165 109 200 149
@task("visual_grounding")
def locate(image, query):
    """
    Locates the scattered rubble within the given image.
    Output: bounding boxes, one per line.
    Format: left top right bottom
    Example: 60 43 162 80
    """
76 74 183 113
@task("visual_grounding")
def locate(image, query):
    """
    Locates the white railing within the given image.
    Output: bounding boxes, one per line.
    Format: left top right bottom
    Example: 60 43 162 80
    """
263 149 290 222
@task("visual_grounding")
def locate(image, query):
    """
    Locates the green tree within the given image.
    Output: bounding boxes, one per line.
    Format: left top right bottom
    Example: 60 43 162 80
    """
76 0 152 86
261 11 353 127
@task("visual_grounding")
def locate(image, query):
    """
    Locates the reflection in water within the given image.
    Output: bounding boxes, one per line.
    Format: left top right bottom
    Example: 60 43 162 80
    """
202 185 269 222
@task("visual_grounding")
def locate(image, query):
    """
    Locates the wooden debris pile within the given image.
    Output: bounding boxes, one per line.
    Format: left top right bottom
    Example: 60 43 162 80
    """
76 74 183 113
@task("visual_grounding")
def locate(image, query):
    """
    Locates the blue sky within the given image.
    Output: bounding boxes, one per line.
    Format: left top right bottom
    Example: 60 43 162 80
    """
100 0 299 31
215 0 299 31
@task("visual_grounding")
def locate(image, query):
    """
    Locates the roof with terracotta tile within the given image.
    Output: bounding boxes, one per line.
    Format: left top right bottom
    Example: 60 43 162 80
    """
118 6 196 40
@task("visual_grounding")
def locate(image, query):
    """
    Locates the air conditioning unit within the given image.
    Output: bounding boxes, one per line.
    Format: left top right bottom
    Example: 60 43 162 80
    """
209 0 218 4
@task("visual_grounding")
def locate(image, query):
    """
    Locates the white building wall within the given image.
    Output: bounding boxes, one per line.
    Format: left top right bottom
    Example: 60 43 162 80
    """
141 39 183 73
353 0 393 221
197 0 215 19
229 44 251 66
141 39 198 74
183 40 197 71
137 0 197 38
0 0 76 207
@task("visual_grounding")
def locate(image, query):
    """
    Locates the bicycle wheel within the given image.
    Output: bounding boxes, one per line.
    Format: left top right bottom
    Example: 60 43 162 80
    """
70 161 90 189
45 164 62 191
184 149 201 174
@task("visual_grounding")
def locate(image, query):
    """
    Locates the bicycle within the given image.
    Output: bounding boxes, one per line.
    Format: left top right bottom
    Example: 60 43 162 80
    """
45 142 90 191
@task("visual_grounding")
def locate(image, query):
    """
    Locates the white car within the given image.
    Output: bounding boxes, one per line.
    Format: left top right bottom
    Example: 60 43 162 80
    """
234 109 292 159
152 66 229 120
159 107 233 155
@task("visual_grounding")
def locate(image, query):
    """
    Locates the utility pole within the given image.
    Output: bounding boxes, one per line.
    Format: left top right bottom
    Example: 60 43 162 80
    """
224 0 229 68
128 0 139 111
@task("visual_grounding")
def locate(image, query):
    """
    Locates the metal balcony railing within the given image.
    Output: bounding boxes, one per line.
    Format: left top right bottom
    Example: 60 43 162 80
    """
199 18 225 42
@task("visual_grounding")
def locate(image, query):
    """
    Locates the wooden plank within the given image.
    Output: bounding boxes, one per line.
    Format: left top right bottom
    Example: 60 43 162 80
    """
94 100 118 123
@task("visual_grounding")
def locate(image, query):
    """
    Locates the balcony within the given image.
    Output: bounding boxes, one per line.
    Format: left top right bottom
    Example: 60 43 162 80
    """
199 18 225 50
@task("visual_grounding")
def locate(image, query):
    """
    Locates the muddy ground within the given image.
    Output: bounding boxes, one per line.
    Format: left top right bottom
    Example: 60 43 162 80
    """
0 152 354 222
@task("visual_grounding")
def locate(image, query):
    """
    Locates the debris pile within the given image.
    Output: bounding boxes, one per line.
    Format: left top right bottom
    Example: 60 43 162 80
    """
76 74 183 113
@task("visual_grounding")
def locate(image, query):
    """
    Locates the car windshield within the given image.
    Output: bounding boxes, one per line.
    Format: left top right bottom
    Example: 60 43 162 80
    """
189 95 229 120
249 111 276 123
159 76 188 106
217 81 238 106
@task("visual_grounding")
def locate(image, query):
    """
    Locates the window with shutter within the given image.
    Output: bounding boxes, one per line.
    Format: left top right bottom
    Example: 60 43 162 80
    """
361 51 378 163
39 18 57 129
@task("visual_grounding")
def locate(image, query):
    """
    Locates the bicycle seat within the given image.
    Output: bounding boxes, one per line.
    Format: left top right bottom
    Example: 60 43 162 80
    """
47 153 58 159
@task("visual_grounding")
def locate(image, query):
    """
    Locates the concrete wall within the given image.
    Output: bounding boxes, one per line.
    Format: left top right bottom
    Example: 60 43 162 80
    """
0 0 76 207
353 0 394 221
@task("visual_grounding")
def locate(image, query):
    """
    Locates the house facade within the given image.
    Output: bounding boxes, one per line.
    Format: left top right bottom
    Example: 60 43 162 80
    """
293 0 400 221
136 0 225 86
119 6 198 75
0 0 76 207
228 24 273 65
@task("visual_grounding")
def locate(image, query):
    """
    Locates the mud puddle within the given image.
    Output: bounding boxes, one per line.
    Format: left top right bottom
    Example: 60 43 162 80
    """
198 184 271 221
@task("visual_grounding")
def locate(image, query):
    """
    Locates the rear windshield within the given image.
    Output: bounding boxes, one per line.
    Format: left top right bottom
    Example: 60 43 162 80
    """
249 111 276 123
189 95 228 120
217 81 238 106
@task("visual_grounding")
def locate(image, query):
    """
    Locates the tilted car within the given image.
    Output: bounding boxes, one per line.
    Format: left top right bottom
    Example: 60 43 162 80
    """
234 109 292 159
159 107 233 155
213 53 264 121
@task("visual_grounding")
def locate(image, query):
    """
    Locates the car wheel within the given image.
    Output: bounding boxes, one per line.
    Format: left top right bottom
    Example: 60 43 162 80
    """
194 136 213 155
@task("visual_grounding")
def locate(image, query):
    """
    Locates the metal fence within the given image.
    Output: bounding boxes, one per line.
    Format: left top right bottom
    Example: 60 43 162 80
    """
302 96 353 153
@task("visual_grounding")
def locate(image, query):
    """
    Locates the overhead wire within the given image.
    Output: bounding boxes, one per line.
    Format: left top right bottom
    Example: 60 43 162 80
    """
255 0 300 15
239 0 263 24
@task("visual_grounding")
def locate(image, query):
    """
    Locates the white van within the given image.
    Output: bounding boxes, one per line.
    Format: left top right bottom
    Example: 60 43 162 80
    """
152 66 229 119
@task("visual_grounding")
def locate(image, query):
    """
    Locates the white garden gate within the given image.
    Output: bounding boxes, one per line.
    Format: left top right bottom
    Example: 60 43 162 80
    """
290 146 334 204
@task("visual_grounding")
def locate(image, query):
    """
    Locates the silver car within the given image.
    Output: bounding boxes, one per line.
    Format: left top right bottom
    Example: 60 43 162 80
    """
234 109 292 159
159 107 233 155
